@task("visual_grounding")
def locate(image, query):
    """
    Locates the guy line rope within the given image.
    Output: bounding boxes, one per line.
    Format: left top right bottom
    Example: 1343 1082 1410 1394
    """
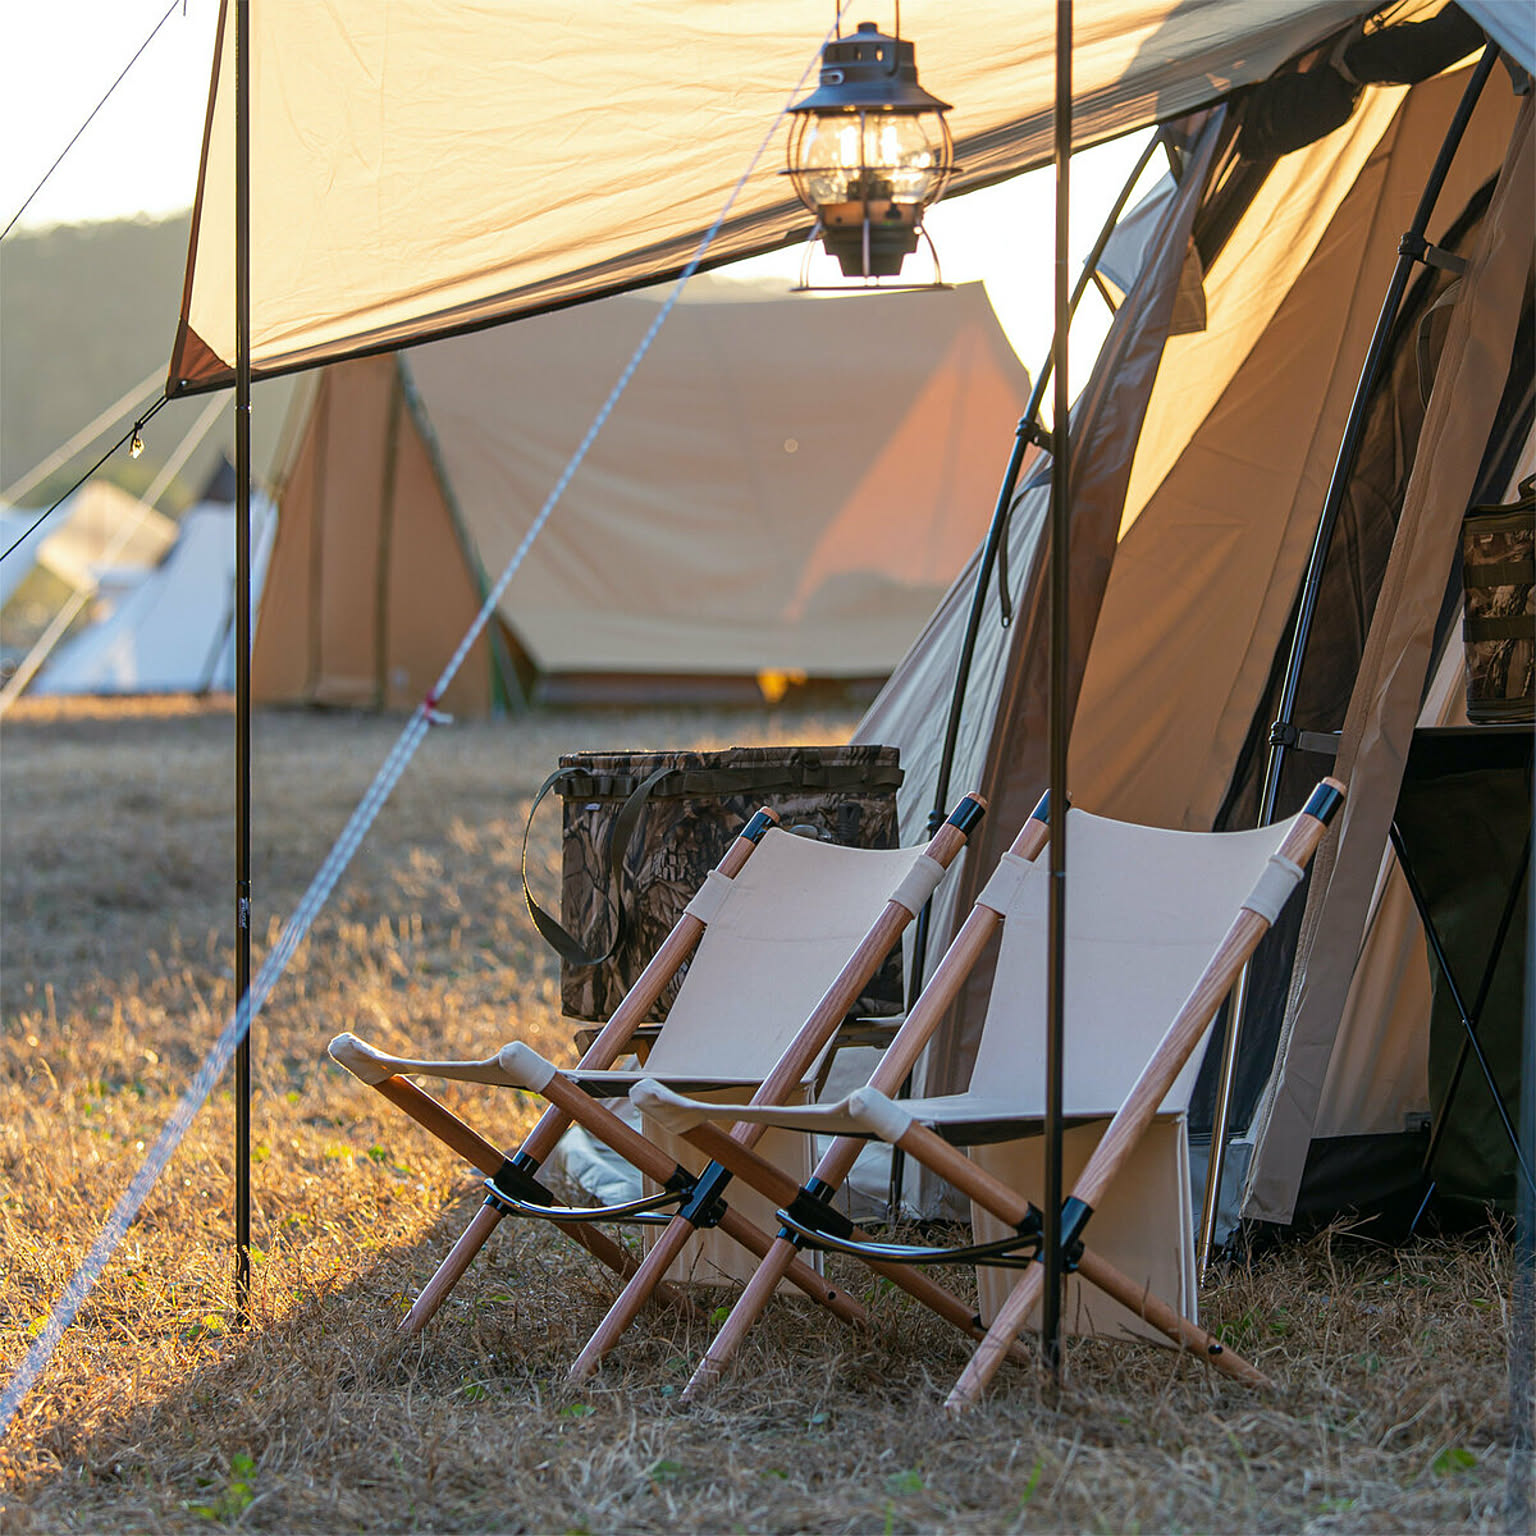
0 9 850 1442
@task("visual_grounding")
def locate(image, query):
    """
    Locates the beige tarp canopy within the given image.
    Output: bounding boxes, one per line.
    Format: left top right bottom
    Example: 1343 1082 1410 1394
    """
168 0 1437 390
255 280 1033 712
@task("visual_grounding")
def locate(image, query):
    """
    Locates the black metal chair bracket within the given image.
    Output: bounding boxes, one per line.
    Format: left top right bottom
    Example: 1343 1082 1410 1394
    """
776 1204 1045 1269
482 1179 688 1226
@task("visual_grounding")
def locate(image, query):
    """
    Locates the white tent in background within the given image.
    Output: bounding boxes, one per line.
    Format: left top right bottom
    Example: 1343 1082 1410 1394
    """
35 460 276 697
0 483 176 613
0 509 42 610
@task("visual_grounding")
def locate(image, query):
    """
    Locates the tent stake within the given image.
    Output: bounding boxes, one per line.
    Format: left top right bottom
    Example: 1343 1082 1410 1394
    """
1196 45 1500 1280
233 0 253 1327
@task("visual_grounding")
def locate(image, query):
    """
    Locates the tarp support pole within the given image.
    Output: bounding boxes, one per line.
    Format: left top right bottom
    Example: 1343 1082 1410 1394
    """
1042 0 1073 1390
233 0 253 1325
1196 45 1501 1280
1512 723 1536 1526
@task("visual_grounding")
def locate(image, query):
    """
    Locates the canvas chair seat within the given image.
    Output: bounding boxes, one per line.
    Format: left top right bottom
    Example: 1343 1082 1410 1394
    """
335 828 936 1090
331 821 960 1289
634 804 1314 1340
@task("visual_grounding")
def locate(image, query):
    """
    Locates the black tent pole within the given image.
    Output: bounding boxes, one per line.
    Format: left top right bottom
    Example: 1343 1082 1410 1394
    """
1511 731 1535 1527
1195 46 1499 1281
233 0 253 1326
1042 0 1072 1389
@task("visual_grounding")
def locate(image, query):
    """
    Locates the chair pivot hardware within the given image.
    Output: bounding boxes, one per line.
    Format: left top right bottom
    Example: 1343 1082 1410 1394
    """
779 1180 856 1247
484 1152 557 1215
677 1161 734 1229
1033 1197 1091 1270
1059 1195 1093 1271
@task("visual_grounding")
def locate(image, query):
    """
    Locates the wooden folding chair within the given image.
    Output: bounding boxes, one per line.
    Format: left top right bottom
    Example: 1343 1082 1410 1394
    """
328 794 985 1341
633 779 1345 1403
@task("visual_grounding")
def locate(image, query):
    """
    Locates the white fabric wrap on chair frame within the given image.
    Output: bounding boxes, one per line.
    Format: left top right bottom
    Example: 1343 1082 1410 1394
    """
976 850 1035 915
629 1076 707 1133
889 854 947 917
681 868 735 925
845 1086 914 1144
496 1041 559 1092
1240 854 1306 925
328 1032 395 1085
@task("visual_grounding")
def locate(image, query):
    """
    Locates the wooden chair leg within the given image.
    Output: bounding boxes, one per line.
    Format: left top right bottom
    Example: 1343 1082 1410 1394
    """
942 784 1342 1413
677 1118 1031 1363
368 1071 698 1325
679 806 1057 1396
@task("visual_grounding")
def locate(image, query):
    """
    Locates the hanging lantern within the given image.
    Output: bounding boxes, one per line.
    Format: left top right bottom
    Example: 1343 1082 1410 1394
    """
786 20 954 282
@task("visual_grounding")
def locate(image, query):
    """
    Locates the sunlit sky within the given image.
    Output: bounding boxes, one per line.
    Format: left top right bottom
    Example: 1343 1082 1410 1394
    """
2 0 1157 392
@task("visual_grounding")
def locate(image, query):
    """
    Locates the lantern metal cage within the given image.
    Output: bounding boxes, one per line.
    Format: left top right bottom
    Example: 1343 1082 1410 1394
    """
785 20 955 286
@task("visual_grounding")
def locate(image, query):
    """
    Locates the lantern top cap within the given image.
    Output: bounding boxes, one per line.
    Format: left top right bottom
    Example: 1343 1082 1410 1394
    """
789 20 951 116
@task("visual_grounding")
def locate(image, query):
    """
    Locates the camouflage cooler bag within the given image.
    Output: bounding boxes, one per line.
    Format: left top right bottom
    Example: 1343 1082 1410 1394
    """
1463 474 1535 724
522 745 904 1022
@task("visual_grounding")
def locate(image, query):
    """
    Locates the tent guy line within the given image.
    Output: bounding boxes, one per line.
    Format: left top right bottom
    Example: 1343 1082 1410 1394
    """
0 394 172 566
1 366 164 506
0 0 182 242
0 7 845 1444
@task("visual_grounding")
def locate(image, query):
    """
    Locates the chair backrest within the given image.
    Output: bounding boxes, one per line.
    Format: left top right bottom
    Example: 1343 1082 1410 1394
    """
969 806 1303 1116
643 828 928 1082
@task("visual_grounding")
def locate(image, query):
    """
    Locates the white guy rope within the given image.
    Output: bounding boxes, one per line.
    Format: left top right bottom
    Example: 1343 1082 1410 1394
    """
0 391 228 715
0 12 846 1442
0 367 163 506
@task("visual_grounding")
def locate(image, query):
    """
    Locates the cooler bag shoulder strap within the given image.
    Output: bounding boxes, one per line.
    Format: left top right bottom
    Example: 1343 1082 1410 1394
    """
520 764 672 969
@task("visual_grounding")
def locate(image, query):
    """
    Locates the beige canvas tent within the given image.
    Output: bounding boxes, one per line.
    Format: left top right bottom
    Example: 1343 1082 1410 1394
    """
859 55 1532 1226
172 1 1533 1237
254 280 1034 712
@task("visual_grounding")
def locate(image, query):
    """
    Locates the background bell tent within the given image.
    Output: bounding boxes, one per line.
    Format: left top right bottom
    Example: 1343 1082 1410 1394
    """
252 279 1033 714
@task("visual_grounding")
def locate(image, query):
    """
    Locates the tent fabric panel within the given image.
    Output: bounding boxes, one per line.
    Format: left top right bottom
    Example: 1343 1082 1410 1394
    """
1069 71 1513 834
403 281 1031 678
252 375 328 704
917 110 1226 1106
379 395 491 716
1245 95 1535 1224
1308 626 1467 1140
972 1117 1194 1343
309 356 397 707
171 1 1417 388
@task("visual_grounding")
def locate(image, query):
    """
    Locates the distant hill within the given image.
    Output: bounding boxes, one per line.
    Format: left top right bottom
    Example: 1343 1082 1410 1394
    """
0 214 294 510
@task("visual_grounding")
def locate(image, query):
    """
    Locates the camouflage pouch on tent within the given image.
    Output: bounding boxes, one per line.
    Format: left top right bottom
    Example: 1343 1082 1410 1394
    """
1462 474 1535 724
523 746 903 1023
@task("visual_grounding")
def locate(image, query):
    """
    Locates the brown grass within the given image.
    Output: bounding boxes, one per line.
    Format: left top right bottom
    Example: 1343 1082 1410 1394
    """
0 699 1523 1532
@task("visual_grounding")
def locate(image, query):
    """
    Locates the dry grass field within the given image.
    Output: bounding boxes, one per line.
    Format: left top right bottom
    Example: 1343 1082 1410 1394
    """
0 697 1526 1532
